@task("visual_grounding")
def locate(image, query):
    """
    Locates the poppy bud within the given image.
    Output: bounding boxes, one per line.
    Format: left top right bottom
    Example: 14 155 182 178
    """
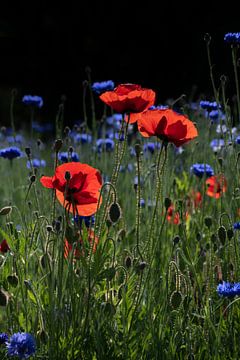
211 233 217 243
46 225 53 232
196 232 201 241
135 142 142 157
25 147 31 157
220 74 228 84
138 261 147 271
24 279 32 291
108 202 121 224
227 229 234 240
204 216 212 228
65 171 71 181
40 253 51 269
164 198 172 211
170 290 183 309
82 80 88 88
7 274 19 287
218 157 223 167
64 126 71 136
37 139 42 147
125 256 132 268
204 33 211 44
0 289 9 306
0 206 12 216
61 94 67 103
37 329 48 344
218 226 226 245
54 139 63 152
68 146 73 153
173 235 180 245
30 175 36 183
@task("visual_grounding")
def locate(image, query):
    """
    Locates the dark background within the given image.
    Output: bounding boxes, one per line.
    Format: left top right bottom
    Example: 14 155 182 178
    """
0 3 239 127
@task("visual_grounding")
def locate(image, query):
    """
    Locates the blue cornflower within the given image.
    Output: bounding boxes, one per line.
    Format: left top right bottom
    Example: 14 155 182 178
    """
140 198 145 207
224 33 240 44
22 95 43 108
73 133 92 144
27 159 46 169
0 332 8 345
120 163 134 173
148 105 169 110
233 283 240 296
6 134 24 144
74 215 95 228
6 332 36 359
217 281 240 298
106 113 122 126
0 147 22 160
92 80 115 94
235 136 240 145
210 139 225 152
190 163 214 178
200 101 219 112
208 109 226 124
143 142 157 154
58 152 79 163
233 222 240 230
32 122 53 133
129 147 136 157
96 138 114 153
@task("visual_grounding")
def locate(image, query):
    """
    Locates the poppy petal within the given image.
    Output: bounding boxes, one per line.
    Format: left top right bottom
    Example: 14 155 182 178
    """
40 176 54 188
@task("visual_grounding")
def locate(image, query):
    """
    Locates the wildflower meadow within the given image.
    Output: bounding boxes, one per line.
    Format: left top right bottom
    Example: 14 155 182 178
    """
1 33 240 359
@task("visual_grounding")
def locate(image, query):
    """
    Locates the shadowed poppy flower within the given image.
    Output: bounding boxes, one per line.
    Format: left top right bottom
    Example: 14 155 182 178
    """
206 174 227 199
167 205 180 225
0 239 10 253
167 203 189 225
186 190 202 212
40 162 102 216
64 229 99 259
137 108 198 147
99 84 155 114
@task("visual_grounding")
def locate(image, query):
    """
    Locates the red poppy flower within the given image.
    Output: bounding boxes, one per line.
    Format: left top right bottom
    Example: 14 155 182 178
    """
206 174 227 199
40 162 102 216
99 83 156 114
0 239 10 253
64 229 99 259
186 190 202 212
167 205 180 225
137 108 198 147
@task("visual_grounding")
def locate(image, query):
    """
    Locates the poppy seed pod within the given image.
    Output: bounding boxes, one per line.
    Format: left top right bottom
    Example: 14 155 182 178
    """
218 226 227 245
108 202 121 224
25 147 31 156
7 274 19 287
54 139 63 152
0 206 12 216
204 216 212 228
0 289 9 306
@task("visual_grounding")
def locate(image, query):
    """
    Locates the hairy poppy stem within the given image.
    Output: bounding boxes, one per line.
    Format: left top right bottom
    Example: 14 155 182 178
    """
146 142 168 257
135 144 144 261
205 34 219 103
